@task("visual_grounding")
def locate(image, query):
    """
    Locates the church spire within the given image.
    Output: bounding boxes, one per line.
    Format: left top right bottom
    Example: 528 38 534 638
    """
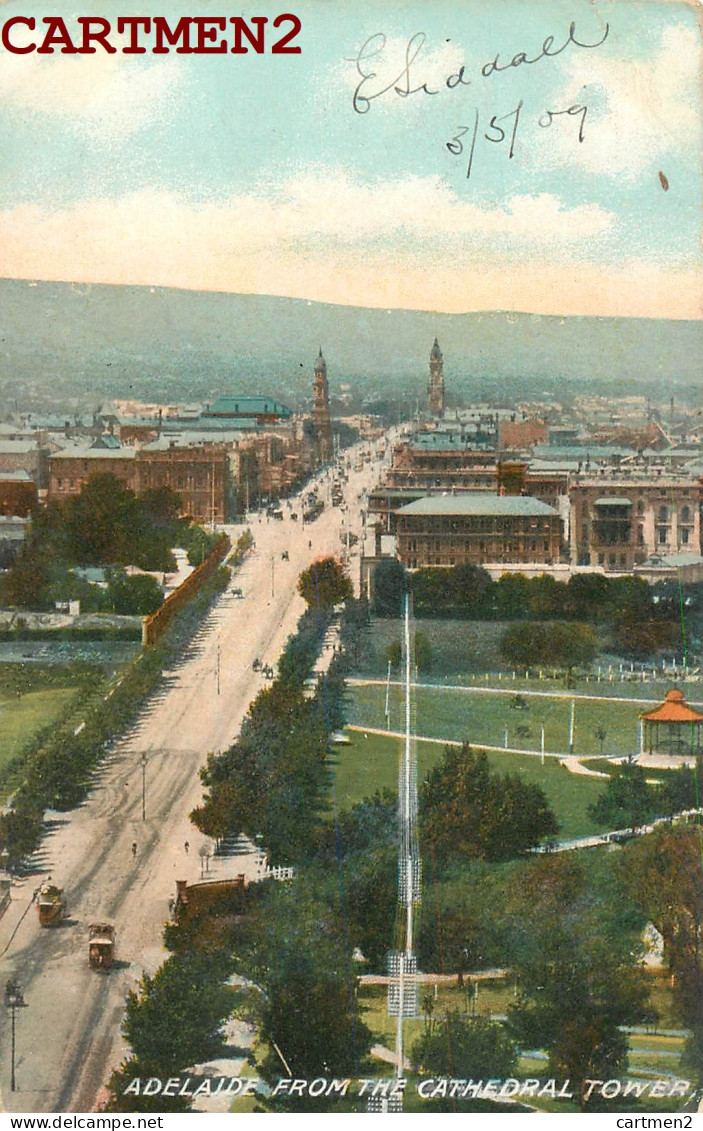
313 347 332 463
428 339 445 416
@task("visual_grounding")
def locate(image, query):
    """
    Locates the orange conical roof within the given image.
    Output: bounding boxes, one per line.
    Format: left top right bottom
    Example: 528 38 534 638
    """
640 686 703 723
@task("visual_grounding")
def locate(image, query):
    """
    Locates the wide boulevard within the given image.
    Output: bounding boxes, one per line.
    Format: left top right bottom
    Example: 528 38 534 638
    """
0 440 387 1114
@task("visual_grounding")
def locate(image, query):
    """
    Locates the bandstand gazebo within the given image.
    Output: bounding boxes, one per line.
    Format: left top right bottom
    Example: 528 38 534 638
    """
640 687 703 756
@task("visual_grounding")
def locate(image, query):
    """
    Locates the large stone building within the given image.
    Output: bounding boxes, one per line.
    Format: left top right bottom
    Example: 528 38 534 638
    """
48 444 229 524
569 473 701 570
395 494 562 569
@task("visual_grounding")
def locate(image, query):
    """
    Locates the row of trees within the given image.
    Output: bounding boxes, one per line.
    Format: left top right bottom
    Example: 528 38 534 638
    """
110 590 373 1112
191 558 356 862
0 565 231 867
373 561 682 659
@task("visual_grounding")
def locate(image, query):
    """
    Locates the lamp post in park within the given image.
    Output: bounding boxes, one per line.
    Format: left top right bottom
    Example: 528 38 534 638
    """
5 978 28 1092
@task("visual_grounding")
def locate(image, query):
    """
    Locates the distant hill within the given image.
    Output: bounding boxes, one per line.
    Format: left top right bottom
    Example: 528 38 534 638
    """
0 278 700 411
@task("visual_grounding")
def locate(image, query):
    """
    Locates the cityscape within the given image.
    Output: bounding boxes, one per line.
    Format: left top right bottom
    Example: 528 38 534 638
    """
0 0 701 1120
0 331 702 1115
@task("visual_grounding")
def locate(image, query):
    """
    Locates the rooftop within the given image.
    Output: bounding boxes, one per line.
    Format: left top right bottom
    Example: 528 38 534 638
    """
50 447 136 460
0 469 33 481
410 432 495 451
162 416 260 433
640 552 703 568
396 494 558 517
0 440 41 453
203 396 291 418
641 687 703 724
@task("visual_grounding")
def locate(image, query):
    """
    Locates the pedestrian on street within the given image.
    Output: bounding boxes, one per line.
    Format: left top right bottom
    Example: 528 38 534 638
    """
184 840 190 854
131 842 137 857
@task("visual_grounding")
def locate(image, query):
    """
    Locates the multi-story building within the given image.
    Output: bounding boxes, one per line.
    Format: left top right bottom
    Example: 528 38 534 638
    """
569 473 701 570
395 495 563 569
136 445 229 524
48 444 229 524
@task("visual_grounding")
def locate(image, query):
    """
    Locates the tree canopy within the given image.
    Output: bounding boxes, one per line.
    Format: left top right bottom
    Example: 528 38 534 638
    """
373 558 407 617
412 1012 517 1079
297 557 353 609
505 855 651 1105
501 621 597 670
420 744 558 862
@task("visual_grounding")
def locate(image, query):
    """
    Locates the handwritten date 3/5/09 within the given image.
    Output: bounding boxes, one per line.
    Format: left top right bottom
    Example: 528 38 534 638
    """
447 100 587 180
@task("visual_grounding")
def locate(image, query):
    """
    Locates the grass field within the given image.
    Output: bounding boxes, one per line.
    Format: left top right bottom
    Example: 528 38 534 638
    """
0 687 79 781
348 680 657 758
331 729 607 839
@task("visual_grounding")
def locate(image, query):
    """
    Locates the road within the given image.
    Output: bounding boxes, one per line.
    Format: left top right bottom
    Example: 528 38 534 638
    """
0 440 388 1114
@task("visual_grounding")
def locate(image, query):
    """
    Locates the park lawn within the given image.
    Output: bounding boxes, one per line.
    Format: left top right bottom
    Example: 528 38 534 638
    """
349 681 647 759
0 687 79 781
332 731 608 840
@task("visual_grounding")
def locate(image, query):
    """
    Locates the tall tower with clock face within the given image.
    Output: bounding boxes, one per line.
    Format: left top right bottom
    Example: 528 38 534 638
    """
313 347 332 463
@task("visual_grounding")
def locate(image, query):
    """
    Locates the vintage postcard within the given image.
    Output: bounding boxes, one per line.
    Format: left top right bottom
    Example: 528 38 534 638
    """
0 0 702 1122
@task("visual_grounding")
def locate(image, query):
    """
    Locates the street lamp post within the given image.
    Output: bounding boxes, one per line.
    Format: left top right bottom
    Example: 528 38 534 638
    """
141 753 147 822
5 979 27 1092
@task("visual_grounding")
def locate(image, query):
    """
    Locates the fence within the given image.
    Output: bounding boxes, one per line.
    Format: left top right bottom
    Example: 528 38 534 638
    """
476 662 703 686
142 535 231 647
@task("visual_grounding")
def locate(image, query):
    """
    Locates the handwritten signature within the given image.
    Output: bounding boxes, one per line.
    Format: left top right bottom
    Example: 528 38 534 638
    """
349 21 610 115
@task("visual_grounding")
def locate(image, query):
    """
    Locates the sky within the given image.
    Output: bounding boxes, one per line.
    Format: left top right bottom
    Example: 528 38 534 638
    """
0 0 701 317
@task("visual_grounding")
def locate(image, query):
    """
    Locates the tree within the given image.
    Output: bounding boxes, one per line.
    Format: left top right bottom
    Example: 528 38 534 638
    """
373 558 407 617
494 573 531 619
420 744 558 863
122 952 235 1073
506 855 650 1106
447 564 493 613
412 1012 517 1078
386 641 402 669
235 882 372 1101
607 575 653 622
316 791 398 969
64 474 145 565
139 485 183 527
565 573 613 622
527 574 567 619
0 544 53 610
501 622 596 670
612 618 675 660
414 631 432 672
621 829 703 1083
587 763 654 831
297 557 353 609
106 570 164 616
659 762 700 815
